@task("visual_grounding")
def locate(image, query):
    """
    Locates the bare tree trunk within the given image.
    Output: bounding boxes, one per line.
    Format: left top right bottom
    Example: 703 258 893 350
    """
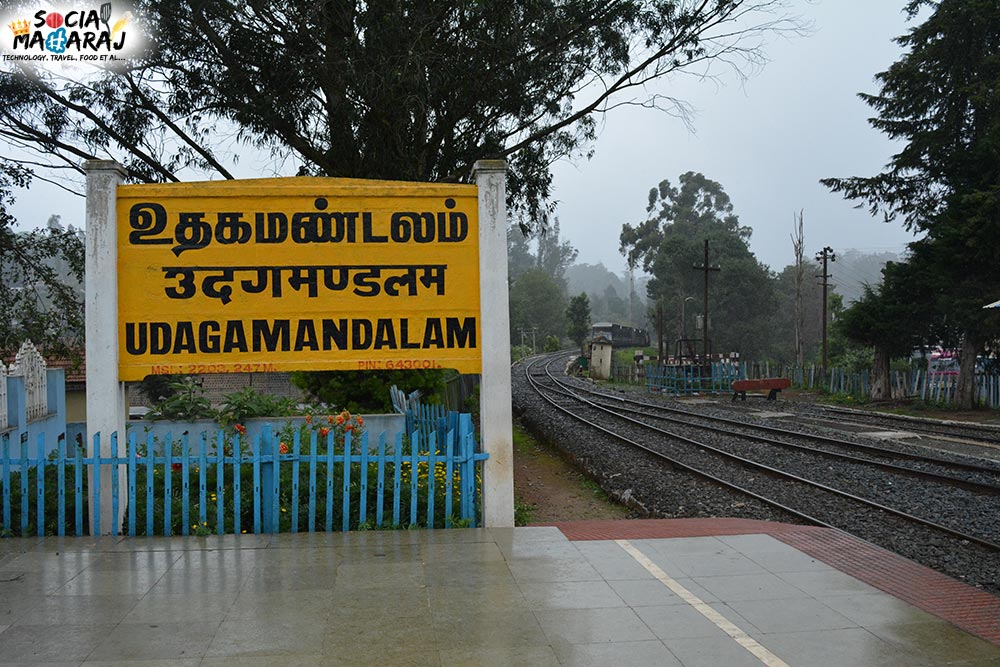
871 346 891 400
791 211 805 366
955 334 981 409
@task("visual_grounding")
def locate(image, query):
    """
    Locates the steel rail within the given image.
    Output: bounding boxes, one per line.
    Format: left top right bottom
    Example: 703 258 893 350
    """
565 379 1000 476
526 355 1000 553
818 404 1000 437
523 358 839 531
577 395 1000 496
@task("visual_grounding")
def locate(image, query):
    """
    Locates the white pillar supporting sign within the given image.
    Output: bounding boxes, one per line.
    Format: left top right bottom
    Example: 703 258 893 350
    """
0 363 7 431
474 160 515 527
84 160 128 535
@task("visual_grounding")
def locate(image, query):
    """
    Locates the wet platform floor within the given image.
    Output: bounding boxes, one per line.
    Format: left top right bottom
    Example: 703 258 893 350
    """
0 520 998 666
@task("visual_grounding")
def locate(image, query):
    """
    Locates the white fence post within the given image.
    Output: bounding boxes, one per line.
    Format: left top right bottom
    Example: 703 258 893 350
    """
474 159 514 528
0 363 6 430
84 160 129 535
9 341 47 422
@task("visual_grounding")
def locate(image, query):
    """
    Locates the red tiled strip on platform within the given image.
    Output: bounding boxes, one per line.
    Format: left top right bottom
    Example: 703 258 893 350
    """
547 518 1000 645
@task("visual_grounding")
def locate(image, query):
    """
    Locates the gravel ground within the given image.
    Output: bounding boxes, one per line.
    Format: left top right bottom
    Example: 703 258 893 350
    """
512 356 1000 597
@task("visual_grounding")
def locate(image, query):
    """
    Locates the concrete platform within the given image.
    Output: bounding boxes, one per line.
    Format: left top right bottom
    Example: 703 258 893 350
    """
0 519 997 665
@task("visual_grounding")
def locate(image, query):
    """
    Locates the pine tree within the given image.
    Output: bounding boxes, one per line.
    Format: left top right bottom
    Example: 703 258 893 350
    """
822 0 1000 408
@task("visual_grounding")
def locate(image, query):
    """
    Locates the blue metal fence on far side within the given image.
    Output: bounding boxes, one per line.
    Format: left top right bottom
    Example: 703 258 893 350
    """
0 414 486 537
644 362 745 395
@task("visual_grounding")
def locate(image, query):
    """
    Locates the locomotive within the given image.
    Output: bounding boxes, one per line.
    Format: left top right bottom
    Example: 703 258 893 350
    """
591 322 650 348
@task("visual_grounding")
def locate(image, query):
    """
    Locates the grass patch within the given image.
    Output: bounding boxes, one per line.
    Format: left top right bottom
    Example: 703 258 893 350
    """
580 476 613 502
513 423 537 456
514 501 536 526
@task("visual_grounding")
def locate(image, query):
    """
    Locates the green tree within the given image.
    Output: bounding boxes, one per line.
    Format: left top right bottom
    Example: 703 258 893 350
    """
564 262 642 325
835 260 928 399
3 1 798 220
566 293 592 349
507 225 536 282
0 165 84 360
2 0 799 400
601 285 629 323
507 218 577 350
509 268 567 347
771 261 824 366
822 0 1000 408
292 369 448 413
535 218 578 288
619 172 776 359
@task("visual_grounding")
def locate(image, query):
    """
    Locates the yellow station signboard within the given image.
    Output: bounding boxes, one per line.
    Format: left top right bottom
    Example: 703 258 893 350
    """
116 177 481 381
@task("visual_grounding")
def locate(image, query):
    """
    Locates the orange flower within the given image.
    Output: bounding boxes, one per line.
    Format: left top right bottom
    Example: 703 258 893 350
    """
319 427 330 437
356 416 364 426
326 415 334 425
335 415 345 425
341 410 351 420
279 442 289 454
305 415 313 424
234 423 246 435
344 424 353 432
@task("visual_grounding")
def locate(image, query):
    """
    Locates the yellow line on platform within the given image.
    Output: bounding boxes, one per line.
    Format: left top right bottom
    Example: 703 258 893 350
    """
616 539 790 667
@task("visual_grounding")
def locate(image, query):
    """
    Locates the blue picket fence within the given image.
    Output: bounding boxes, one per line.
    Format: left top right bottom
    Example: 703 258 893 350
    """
644 363 744 395
780 365 1000 408
407 402 451 439
0 414 487 538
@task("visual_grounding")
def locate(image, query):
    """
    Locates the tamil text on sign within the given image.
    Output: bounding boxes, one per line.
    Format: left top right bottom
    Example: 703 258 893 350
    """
116 177 480 380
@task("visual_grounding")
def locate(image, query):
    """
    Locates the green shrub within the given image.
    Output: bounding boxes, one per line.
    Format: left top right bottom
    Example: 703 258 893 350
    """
145 377 215 421
217 387 299 427
0 449 90 537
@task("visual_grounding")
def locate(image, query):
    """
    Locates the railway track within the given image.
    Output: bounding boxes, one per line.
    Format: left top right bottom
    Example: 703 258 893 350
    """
573 386 1000 493
722 396 1000 450
516 353 1000 595
807 404 1000 443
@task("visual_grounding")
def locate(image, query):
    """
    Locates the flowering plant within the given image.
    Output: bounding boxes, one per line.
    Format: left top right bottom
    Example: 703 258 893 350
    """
277 410 366 454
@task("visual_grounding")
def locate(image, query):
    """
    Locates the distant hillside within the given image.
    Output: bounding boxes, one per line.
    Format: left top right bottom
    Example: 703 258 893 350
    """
829 249 902 304
565 262 648 328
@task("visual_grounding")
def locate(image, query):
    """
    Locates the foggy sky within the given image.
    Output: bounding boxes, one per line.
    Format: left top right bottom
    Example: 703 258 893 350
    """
551 0 919 278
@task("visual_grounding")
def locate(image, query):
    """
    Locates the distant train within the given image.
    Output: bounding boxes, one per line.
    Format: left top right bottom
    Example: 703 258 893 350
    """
591 322 650 348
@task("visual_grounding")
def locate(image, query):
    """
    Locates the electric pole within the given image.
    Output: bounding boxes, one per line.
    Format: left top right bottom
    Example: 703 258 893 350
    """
692 239 720 362
628 268 635 327
517 327 537 353
815 246 836 381
657 302 664 362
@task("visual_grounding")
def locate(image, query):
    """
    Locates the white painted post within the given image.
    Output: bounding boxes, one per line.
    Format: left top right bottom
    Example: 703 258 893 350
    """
0 364 7 431
10 341 47 421
473 159 514 527
84 160 129 535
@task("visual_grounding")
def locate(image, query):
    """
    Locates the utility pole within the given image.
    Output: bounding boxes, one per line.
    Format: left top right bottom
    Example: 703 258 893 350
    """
657 302 664 362
628 268 635 327
692 239 720 362
791 211 805 367
815 246 836 381
517 327 537 352
681 296 695 360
